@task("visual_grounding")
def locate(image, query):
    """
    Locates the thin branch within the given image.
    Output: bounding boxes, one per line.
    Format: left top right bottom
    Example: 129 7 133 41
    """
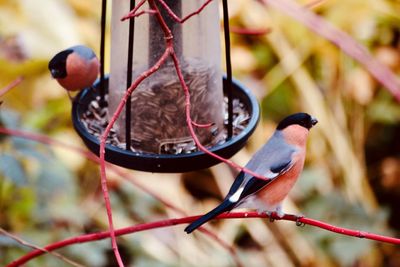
121 0 270 37
120 0 147 21
121 0 214 23
262 0 400 102
126 9 157 19
5 2 398 267
0 76 23 98
157 0 214 23
0 228 86 267
2 127 399 266
142 0 269 181
191 121 214 128
120 171 244 267
61 0 400 265
98 49 172 267
0 127 243 267
229 26 272 35
164 28 268 180
7 211 400 267
304 0 327 9
100 1 207 263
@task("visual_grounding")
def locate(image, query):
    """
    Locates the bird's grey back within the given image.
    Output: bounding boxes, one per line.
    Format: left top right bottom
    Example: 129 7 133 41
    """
71 45 96 60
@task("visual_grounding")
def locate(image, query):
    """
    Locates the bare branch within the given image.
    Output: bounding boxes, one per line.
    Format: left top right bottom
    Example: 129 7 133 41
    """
262 0 400 102
0 76 23 98
0 127 244 267
7 212 400 267
0 228 86 267
157 0 214 24
120 0 147 21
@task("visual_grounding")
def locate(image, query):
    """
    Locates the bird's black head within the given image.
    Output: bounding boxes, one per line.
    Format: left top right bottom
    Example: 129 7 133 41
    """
276 113 318 130
48 49 73 79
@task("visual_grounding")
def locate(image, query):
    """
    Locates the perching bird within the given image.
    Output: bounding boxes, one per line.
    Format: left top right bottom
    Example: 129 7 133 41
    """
185 112 318 234
48 45 99 99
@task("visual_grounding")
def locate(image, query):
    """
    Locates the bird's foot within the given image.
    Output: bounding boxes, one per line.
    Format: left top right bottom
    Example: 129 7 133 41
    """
265 209 285 222
294 214 305 227
266 211 275 222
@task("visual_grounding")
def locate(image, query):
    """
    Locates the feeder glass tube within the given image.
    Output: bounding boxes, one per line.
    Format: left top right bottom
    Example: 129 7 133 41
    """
108 0 224 154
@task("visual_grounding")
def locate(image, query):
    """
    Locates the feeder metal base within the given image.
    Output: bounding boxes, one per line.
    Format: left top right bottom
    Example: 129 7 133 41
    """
71 77 260 173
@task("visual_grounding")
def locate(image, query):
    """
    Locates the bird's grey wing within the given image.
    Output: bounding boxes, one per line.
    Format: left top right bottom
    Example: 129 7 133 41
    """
227 159 293 203
234 158 292 201
245 133 296 178
228 137 296 203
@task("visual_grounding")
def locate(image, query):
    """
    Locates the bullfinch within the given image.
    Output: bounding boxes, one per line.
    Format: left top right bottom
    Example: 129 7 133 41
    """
48 45 99 99
184 112 318 234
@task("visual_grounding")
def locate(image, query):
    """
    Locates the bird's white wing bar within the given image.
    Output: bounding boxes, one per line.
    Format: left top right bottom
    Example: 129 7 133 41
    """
264 170 280 180
228 187 244 202
228 170 279 203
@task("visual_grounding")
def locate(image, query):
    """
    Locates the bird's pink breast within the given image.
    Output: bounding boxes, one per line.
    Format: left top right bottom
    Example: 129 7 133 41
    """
257 151 305 207
58 54 99 91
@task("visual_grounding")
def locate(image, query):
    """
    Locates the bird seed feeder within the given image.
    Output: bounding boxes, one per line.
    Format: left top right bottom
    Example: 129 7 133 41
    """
72 0 260 172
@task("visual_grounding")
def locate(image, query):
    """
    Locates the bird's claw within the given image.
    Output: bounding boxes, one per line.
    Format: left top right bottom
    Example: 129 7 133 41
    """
265 211 275 222
266 211 285 222
295 215 305 227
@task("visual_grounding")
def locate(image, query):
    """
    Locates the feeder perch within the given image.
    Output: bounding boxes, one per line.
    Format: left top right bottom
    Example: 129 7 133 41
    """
72 0 260 173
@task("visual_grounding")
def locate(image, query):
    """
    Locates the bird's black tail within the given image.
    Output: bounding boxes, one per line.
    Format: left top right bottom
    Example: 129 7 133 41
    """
184 199 235 234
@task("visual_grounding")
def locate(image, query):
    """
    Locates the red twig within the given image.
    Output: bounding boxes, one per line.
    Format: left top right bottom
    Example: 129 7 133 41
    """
7 211 400 266
304 0 326 9
120 0 147 21
0 127 244 267
263 0 400 102
0 76 23 98
107 2 273 262
98 3 175 263
123 1 273 182
191 121 215 128
6 1 400 266
0 127 98 161
0 228 85 267
2 127 399 265
175 57 267 180
137 0 269 181
157 0 214 23
120 170 244 266
121 0 214 23
229 26 272 35
126 9 157 19
99 48 172 267
87 0 385 265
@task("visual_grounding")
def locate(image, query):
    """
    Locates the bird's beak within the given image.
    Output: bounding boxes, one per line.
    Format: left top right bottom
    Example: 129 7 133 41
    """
311 116 318 127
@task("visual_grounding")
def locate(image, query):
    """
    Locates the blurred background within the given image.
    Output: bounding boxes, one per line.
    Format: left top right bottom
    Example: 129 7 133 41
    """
1 0 400 266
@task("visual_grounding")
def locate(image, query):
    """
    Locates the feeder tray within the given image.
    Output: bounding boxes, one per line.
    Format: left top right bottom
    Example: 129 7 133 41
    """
72 77 259 173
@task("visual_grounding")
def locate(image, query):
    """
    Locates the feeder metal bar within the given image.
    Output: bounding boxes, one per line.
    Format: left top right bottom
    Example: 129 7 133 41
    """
222 0 234 139
126 0 136 150
100 0 107 105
